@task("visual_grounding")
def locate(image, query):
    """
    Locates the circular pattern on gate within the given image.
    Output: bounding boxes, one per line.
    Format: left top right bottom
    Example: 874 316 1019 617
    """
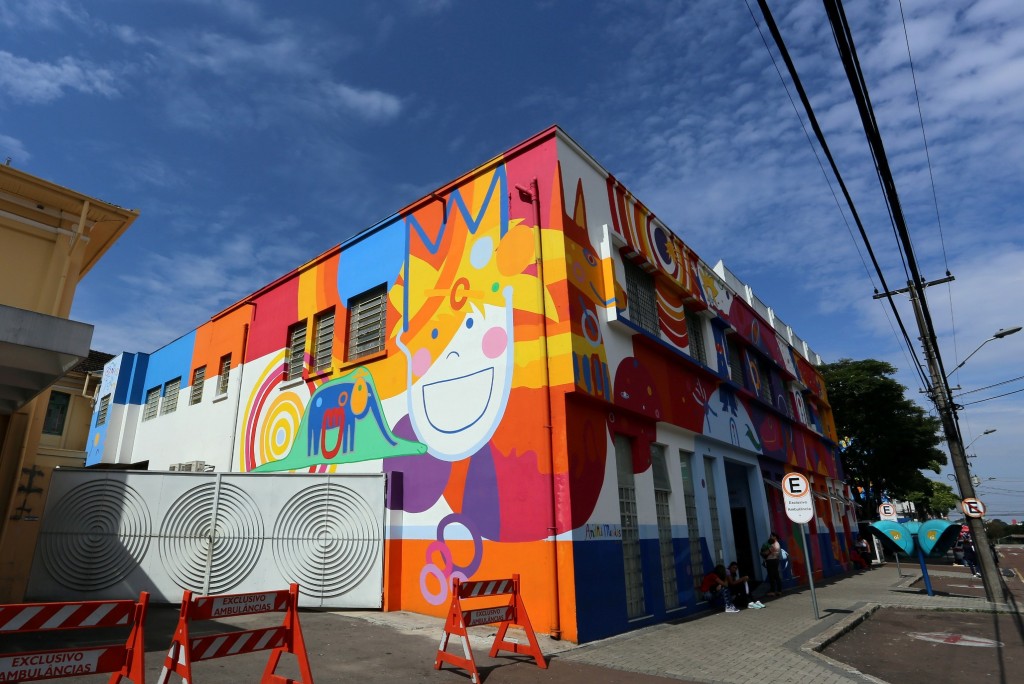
38 480 152 591
158 482 263 594
272 483 380 598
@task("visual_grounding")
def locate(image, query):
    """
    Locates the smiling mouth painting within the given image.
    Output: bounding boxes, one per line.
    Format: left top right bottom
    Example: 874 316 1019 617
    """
421 367 495 434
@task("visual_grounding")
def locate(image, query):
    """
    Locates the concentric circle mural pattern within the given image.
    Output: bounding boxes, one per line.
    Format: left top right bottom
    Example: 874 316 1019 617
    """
272 483 380 598
158 482 264 594
38 480 152 591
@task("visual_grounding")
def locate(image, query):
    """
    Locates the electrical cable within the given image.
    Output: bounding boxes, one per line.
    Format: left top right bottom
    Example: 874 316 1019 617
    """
899 0 961 389
960 386 1024 407
753 0 930 391
954 374 1024 397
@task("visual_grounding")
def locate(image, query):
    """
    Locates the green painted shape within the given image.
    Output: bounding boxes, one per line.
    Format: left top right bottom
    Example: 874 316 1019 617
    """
252 367 426 473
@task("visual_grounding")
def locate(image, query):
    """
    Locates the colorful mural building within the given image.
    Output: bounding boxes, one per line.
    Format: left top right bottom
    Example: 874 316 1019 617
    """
85 127 855 642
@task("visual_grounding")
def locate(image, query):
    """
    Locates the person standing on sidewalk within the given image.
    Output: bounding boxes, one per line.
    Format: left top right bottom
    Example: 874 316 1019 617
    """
761 532 783 597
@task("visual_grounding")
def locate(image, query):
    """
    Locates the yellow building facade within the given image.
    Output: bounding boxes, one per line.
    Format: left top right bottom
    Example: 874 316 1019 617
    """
0 163 137 600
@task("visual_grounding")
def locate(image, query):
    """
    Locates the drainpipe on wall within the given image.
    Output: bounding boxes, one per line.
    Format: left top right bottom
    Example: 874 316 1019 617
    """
516 178 561 640
227 310 254 471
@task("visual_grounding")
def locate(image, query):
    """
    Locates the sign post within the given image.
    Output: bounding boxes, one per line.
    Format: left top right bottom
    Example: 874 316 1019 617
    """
879 502 901 575
781 473 818 620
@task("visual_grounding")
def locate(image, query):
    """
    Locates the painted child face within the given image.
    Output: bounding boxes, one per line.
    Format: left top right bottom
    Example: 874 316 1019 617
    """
400 292 514 461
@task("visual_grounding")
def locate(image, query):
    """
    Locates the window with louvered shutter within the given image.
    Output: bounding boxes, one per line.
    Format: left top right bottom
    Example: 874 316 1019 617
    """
143 386 161 421
286 321 307 380
347 286 387 360
313 309 335 373
623 259 658 335
96 394 110 426
217 354 231 396
161 378 181 414
685 310 707 366
190 366 206 405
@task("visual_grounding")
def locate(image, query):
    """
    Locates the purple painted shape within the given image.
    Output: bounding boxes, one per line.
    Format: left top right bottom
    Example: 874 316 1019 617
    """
460 444 502 540
384 416 451 512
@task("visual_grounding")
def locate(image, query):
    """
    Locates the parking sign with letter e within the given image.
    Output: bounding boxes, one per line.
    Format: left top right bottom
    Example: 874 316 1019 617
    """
961 497 986 518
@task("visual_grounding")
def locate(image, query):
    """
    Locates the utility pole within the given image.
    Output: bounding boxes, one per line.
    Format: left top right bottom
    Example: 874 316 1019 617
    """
890 279 1003 604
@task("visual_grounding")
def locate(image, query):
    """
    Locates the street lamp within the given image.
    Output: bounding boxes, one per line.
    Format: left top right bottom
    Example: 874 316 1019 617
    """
937 328 1021 605
964 428 996 451
946 327 1022 379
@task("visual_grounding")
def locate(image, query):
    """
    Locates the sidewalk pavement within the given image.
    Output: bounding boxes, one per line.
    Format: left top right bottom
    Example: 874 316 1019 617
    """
342 557 1018 684
545 561 1020 684
5 554 1020 684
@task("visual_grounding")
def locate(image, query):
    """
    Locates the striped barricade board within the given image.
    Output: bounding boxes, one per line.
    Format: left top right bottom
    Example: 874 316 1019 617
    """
434 574 545 684
0 593 148 683
156 584 313 684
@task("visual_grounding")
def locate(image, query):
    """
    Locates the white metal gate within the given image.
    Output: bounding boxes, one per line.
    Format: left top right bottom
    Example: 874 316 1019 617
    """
26 469 385 608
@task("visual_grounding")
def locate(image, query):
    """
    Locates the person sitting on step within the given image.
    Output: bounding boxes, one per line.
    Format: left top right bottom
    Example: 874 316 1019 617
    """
701 564 740 613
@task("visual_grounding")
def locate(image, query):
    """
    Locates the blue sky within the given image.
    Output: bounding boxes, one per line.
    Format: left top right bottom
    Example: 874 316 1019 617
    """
2 0 1022 519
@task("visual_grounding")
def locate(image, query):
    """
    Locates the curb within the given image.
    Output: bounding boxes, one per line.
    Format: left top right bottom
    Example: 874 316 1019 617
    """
800 603 887 682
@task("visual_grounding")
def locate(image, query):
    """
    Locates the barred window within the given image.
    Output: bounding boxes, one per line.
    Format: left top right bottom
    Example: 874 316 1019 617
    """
190 366 206 405
685 311 707 366
623 259 658 335
96 394 110 427
161 378 181 415
143 386 161 421
313 309 335 373
727 337 745 386
216 354 231 396
347 286 387 360
286 320 308 380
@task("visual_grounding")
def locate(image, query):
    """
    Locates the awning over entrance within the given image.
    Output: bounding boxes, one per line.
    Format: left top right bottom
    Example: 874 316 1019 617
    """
0 304 92 415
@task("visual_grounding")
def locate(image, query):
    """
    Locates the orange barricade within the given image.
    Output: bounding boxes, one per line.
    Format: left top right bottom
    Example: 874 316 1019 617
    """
0 592 149 683
156 583 313 684
434 574 545 683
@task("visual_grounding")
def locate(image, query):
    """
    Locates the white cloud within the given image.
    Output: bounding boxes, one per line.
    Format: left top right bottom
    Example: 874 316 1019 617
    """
0 51 119 103
0 0 86 30
0 133 29 163
322 82 402 121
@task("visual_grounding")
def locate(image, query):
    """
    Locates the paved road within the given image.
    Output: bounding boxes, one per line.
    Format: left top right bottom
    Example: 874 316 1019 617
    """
3 546 1022 683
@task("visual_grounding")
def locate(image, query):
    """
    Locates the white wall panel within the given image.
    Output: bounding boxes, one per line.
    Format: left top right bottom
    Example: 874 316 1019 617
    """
26 469 384 608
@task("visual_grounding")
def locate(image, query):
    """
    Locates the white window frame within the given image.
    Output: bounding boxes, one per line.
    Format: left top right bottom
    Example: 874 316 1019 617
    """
347 285 387 360
190 366 206 405
161 378 181 415
286 320 308 380
216 354 231 396
623 259 659 336
143 386 161 421
96 394 110 427
313 308 335 374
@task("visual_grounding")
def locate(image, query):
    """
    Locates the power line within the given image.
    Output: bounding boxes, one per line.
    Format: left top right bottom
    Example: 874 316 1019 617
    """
751 0 929 391
960 386 1024 407
953 374 1024 397
742 0 921 380
896 0 961 391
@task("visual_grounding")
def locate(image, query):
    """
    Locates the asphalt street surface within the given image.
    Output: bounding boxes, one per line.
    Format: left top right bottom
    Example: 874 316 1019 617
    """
2 545 1022 683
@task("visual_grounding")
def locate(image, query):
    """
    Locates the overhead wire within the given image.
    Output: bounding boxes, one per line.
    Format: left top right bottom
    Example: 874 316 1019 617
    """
898 0 963 398
741 0 921 381
953 374 1024 397
751 0 930 391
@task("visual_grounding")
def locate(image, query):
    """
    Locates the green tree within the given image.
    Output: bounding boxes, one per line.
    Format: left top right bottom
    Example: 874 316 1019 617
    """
905 479 959 519
820 359 946 516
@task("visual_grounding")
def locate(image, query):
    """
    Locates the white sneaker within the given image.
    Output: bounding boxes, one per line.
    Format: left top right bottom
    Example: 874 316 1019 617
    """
752 601 765 608
725 606 740 613
749 602 762 609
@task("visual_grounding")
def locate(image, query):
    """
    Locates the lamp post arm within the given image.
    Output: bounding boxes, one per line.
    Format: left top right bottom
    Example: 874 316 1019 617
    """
946 337 993 380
